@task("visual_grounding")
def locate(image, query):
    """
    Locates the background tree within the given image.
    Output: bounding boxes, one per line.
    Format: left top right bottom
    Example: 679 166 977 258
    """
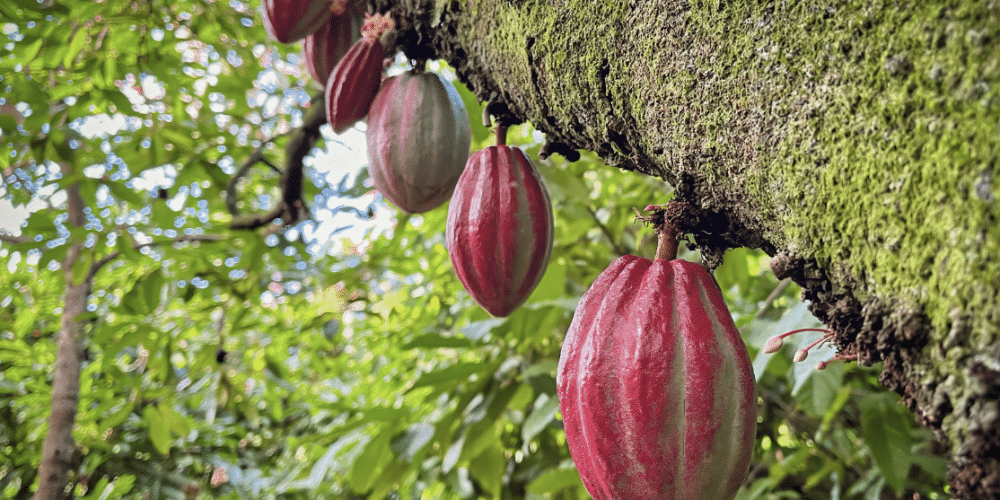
0 0 990 499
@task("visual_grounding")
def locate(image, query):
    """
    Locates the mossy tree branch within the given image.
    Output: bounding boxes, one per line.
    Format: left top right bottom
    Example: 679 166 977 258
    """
380 1 1000 497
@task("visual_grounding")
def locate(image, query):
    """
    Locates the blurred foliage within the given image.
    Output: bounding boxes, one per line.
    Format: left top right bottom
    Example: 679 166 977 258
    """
0 0 947 499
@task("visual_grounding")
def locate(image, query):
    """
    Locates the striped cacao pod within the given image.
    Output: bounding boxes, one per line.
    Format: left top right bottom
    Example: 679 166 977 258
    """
303 3 363 83
557 255 756 500
261 0 332 44
446 145 554 317
366 71 472 213
325 13 394 134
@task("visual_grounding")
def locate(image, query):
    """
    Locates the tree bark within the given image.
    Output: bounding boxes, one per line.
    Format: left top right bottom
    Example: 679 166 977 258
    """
36 171 89 500
383 0 1000 497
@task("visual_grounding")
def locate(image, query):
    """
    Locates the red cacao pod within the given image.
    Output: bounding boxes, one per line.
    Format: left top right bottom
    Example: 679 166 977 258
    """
303 2 363 83
261 0 332 44
557 255 756 500
446 146 554 317
324 13 394 134
366 71 472 213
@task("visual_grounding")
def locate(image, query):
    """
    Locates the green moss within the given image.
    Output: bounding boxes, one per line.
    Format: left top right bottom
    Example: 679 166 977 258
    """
445 1 996 447
707 1 998 446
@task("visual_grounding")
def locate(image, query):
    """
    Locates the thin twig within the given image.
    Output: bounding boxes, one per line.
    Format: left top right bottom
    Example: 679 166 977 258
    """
755 277 793 319
225 146 269 216
228 204 285 230
87 234 224 281
227 92 326 230
0 233 30 245
585 207 630 256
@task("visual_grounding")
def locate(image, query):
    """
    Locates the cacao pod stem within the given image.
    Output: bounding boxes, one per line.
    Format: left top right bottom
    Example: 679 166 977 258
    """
636 202 685 261
655 221 679 261
494 124 507 147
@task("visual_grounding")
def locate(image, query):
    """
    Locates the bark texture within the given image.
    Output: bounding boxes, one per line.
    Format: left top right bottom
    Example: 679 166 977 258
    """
380 0 1000 497
36 172 90 500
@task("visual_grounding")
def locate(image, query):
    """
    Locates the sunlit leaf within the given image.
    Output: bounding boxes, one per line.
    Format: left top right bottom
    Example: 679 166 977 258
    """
348 430 394 493
526 467 584 495
409 362 484 390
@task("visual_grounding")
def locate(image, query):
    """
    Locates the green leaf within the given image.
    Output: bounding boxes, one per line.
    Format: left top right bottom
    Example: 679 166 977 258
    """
526 467 585 495
363 406 408 422
106 180 145 206
70 249 92 284
100 402 135 432
522 393 560 443
911 452 948 479
860 394 913 495
103 89 135 115
526 256 566 305
409 362 483 390
538 166 589 203
62 28 88 68
348 431 394 493
716 247 752 294
401 333 474 349
453 79 489 143
469 446 505 498
0 114 19 134
143 406 171 456
160 128 196 155
105 475 136 497
794 361 844 417
157 402 192 438
140 268 165 312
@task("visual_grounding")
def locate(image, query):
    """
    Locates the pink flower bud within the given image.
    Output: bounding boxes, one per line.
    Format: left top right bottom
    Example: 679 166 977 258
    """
762 335 784 354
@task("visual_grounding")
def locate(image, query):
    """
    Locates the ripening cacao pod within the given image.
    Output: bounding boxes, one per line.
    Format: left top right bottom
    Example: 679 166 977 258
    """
325 12 394 134
446 144 554 317
366 71 472 213
303 0 363 83
557 254 756 500
261 0 333 44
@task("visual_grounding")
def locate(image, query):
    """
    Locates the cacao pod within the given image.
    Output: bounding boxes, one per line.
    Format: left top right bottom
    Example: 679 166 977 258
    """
446 145 554 317
557 255 756 500
325 13 394 133
261 0 332 44
303 2 363 83
366 71 472 213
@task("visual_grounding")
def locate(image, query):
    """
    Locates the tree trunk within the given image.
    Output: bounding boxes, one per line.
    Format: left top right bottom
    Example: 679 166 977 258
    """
36 170 90 500
385 0 1000 497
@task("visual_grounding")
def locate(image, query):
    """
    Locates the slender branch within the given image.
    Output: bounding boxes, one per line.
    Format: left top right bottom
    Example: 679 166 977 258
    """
0 233 31 245
279 94 327 221
585 207 630 256
228 204 285 230
755 277 793 319
87 234 224 281
227 93 326 230
225 145 271 216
